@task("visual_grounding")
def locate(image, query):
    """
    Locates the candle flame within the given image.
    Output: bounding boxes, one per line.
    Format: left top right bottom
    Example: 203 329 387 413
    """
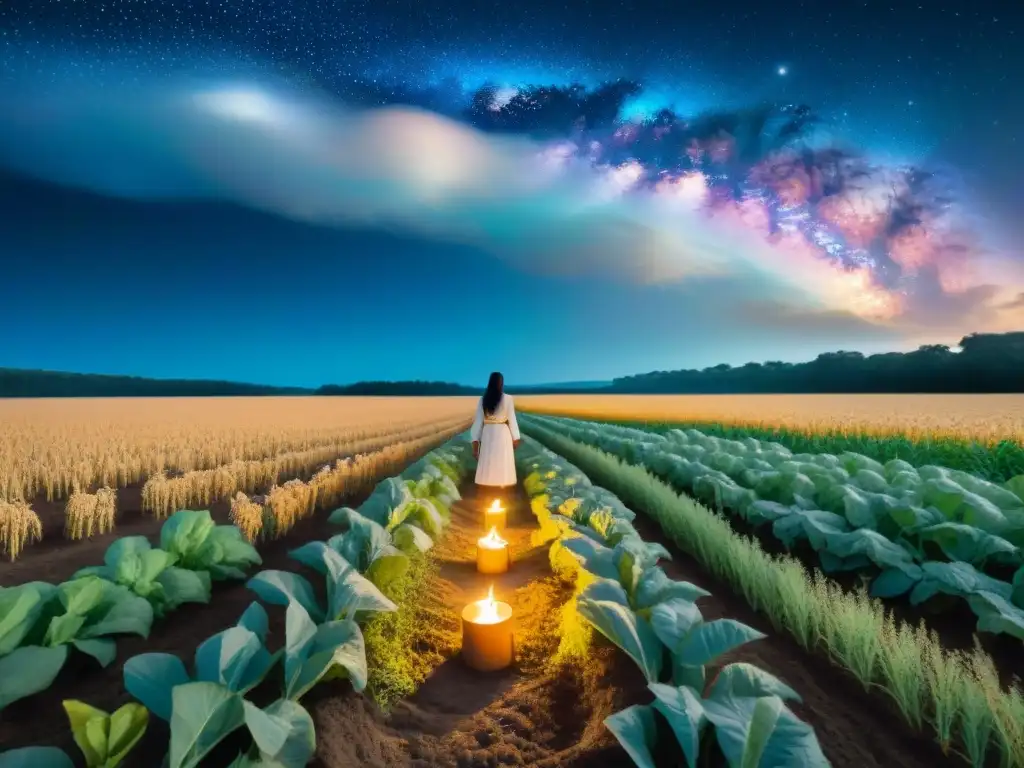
475 583 500 624
488 499 503 512
478 526 507 550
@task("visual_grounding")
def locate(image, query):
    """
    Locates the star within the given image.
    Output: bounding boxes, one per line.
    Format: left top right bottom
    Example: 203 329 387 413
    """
777 66 788 76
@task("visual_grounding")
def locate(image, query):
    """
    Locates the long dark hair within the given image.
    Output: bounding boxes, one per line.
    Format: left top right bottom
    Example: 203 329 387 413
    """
482 371 504 415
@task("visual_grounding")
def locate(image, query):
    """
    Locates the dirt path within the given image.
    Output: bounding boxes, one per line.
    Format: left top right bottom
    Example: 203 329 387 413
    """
309 483 651 768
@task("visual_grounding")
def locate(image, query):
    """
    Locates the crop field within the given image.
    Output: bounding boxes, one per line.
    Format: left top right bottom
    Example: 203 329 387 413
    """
519 394 1024 482
3 395 1024 768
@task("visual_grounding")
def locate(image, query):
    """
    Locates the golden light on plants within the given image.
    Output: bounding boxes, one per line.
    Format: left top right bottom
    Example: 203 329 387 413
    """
476 526 510 574
460 584 514 671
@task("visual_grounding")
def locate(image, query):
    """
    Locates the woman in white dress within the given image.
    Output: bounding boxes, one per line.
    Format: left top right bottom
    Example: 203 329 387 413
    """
471 371 521 488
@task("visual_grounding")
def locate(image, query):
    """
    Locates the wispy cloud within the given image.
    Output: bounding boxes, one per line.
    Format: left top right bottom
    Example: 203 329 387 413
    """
0 75 1018 349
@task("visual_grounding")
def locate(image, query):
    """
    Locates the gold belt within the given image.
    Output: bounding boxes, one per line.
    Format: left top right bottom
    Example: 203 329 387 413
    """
483 419 508 425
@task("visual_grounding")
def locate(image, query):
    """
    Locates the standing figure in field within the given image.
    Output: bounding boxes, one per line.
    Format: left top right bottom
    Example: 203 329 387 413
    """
471 371 521 488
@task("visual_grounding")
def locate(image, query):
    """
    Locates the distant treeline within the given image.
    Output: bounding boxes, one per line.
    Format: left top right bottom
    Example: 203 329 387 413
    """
4 331 1024 397
608 332 1024 394
316 381 479 396
0 369 311 398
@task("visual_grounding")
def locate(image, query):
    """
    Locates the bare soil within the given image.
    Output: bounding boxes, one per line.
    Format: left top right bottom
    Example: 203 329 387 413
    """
305 483 661 768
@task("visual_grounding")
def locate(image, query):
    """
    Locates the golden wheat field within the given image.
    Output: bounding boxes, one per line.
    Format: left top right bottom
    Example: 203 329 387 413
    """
517 393 1024 443
0 396 476 502
0 397 475 561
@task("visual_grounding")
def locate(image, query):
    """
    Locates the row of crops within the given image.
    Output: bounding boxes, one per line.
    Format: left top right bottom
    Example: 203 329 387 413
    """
516 438 830 767
522 418 1024 767
526 414 1024 641
0 438 475 767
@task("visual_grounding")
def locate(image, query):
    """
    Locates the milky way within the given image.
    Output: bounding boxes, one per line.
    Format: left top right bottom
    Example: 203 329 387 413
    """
1 0 1021 340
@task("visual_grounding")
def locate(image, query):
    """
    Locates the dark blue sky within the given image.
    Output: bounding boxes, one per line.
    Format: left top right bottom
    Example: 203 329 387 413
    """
0 0 1020 386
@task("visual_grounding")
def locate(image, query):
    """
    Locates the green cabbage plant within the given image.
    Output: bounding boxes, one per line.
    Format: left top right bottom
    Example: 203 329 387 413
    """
0 577 153 711
246 546 397 624
281 600 368 700
309 508 427 592
63 699 148 768
159 510 262 580
123 602 277 722
352 477 447 538
73 536 212 617
228 698 317 768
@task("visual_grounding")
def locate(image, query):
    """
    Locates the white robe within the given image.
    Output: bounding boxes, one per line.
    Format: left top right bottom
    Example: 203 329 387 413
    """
470 394 520 487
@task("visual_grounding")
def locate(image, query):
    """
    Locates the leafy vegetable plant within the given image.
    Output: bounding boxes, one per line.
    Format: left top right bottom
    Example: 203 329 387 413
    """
73 536 211 617
282 600 368 700
123 602 277 721
63 700 149 768
159 510 262 580
247 547 397 623
0 576 153 711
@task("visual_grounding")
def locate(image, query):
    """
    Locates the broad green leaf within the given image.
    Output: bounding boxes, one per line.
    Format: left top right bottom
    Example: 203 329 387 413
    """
969 591 1024 640
580 577 632 607
195 626 274 694
674 619 766 669
916 523 1019 567
237 602 270 643
168 682 245 768
319 548 397 620
160 511 216 565
391 523 434 554
870 566 920 599
242 699 316 768
634 567 709 611
577 595 663 683
0 747 74 768
363 551 410 592
246 571 322 622
603 705 658 768
80 591 154 641
0 645 68 709
648 682 706 765
702 695 829 768
123 652 191 722
707 663 802 703
107 703 149 766
73 638 117 667
0 582 59 655
649 598 704 653
560 537 619 581
284 602 367 700
157 568 212 611
63 699 108 767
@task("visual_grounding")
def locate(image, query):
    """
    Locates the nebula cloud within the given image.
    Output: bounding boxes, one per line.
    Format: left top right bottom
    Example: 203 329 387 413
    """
0 74 1019 346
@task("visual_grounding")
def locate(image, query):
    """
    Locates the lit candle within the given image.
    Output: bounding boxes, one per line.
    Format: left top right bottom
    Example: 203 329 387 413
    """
484 498 507 532
476 526 510 574
461 585 514 671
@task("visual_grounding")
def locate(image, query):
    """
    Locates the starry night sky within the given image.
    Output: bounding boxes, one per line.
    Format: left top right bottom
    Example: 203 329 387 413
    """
0 0 1021 386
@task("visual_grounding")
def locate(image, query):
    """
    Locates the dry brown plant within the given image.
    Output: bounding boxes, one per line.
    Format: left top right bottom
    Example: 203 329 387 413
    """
234 421 465 542
229 491 265 543
0 499 43 561
64 487 117 540
139 413 469 518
